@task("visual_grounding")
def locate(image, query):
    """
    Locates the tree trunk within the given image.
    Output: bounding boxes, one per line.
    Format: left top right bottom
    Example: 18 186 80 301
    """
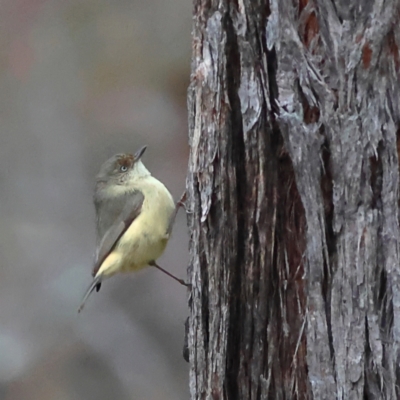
186 0 400 399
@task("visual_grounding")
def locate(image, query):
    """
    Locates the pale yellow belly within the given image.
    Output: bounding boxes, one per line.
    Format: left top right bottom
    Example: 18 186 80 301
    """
95 177 175 278
117 226 169 272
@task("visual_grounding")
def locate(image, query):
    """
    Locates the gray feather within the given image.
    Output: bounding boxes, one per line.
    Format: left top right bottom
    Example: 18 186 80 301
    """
92 189 144 277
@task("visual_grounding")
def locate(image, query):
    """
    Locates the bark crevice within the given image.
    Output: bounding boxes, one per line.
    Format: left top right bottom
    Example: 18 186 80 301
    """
187 1 400 399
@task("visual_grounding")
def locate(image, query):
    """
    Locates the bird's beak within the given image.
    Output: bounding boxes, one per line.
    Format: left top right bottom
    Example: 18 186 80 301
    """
134 145 147 161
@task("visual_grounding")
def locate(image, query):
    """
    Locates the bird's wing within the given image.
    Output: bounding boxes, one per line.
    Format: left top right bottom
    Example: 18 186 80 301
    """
92 190 144 277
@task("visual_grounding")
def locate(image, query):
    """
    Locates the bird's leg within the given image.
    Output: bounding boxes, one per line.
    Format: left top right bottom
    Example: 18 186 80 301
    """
161 191 191 288
177 190 193 214
149 261 190 287
167 190 188 235
176 190 187 211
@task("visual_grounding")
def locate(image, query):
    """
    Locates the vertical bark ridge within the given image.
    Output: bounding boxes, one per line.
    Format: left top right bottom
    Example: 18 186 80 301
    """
187 0 400 399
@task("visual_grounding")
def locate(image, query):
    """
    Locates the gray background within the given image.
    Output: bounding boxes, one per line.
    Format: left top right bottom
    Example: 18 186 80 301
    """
0 0 191 399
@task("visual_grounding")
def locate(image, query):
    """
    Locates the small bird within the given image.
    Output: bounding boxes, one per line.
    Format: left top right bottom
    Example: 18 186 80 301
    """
78 145 186 312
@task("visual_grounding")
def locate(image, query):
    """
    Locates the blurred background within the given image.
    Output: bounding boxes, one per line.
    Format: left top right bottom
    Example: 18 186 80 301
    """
0 0 191 399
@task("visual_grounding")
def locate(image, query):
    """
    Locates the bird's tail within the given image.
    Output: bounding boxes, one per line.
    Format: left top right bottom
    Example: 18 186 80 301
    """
78 275 102 313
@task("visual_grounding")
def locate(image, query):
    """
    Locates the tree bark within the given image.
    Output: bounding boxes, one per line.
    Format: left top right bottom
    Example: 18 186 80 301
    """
186 0 400 399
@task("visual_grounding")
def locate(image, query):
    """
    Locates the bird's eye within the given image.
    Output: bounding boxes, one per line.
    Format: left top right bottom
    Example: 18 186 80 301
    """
119 165 128 172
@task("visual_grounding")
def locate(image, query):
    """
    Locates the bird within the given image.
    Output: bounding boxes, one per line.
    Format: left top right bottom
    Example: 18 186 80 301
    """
78 145 187 312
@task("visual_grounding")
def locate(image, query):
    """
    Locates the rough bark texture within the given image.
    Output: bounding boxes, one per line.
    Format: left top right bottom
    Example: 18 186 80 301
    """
186 0 400 399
